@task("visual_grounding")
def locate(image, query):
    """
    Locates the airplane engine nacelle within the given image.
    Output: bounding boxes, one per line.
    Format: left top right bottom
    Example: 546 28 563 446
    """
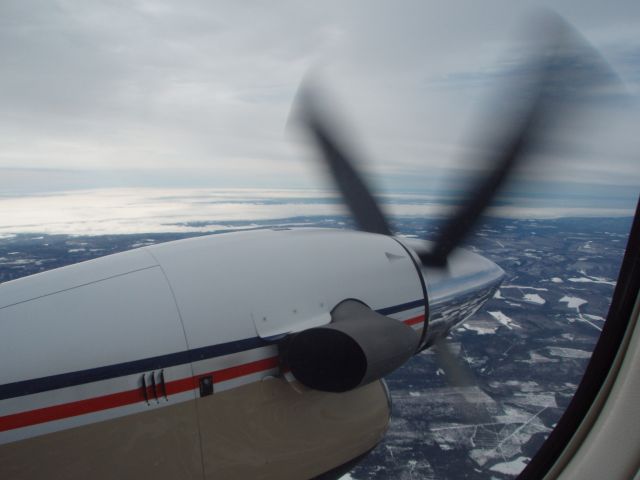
286 300 420 392
0 227 505 479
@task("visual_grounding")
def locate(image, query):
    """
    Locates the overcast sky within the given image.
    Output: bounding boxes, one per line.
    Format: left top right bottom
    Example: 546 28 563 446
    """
0 0 639 197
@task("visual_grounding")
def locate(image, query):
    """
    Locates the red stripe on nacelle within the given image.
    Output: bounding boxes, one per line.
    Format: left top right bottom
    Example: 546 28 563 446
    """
403 314 425 326
0 316 424 433
209 356 279 384
0 357 279 433
0 388 143 433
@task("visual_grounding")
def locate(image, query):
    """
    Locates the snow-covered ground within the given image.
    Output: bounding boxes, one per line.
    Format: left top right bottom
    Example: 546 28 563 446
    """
523 293 546 305
559 296 588 309
488 311 521 329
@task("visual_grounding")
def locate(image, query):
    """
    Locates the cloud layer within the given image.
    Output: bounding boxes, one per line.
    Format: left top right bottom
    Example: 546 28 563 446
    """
0 187 634 235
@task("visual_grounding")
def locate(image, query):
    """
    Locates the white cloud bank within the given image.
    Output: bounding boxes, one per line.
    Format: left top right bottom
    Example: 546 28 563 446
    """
0 187 634 235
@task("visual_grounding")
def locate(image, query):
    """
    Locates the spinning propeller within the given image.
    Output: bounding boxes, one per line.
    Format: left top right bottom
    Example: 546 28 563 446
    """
287 14 618 393
297 14 618 265
297 51 553 269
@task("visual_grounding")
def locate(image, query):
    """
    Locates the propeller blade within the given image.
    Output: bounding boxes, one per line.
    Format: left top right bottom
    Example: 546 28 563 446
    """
418 15 621 268
432 336 491 423
433 336 476 388
297 89 392 236
418 63 550 267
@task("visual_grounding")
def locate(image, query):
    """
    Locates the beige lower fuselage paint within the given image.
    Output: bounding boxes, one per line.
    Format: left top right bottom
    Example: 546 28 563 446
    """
1 378 390 480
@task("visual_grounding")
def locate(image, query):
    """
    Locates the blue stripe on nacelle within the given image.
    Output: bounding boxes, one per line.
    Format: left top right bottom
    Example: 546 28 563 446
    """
0 301 423 401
